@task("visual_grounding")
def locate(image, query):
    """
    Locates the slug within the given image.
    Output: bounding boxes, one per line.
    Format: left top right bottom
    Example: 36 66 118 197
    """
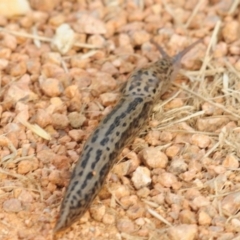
54 39 202 233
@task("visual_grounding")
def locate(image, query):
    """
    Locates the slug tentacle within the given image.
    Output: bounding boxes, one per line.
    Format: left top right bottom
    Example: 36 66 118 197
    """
54 39 202 233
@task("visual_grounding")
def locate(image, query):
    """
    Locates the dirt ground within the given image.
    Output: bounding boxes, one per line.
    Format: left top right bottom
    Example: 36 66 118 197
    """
0 0 240 239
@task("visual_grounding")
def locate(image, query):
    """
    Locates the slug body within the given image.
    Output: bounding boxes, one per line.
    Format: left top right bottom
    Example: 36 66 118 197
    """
54 40 202 233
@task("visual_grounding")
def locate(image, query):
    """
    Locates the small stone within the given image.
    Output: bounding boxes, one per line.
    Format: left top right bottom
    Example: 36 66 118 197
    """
2 34 17 50
221 192 240 215
222 20 240 43
181 171 197 182
0 0 31 17
191 134 211 148
0 47 11 59
48 170 64 187
73 14 106 34
89 204 106 222
164 98 184 110
111 185 130 199
137 187 150 198
213 42 228 58
112 161 131 177
140 147 168 169
37 149 56 164
152 194 165 205
196 117 229 131
0 58 8 70
135 217 145 226
119 61 134 74
52 155 70 170
118 33 131 46
145 130 160 146
49 14 66 26
101 62 118 75
126 153 141 174
231 218 240 232
26 59 41 74
3 198 22 212
159 131 173 142
130 30 150 46
166 145 181 158
167 224 198 240
201 102 215 115
29 0 60 11
126 205 145 220
70 56 90 69
198 210 212 226
99 92 119 107
34 109 52 128
18 190 33 203
15 102 29 122
40 78 64 97
131 166 151 190
8 61 27 77
216 233 234 240
102 212 116 225
229 45 240 55
42 52 62 66
52 113 69 130
91 73 117 96
68 129 85 142
117 218 135 233
68 112 86 128
127 9 144 22
222 154 239 168
157 172 178 188
88 34 106 48
179 210 196 224
41 63 65 79
191 196 211 210
17 160 34 174
49 97 64 112
4 75 37 103
120 195 139 209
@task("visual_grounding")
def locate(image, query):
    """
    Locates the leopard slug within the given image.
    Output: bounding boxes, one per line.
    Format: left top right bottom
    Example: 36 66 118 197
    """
54 39 202 233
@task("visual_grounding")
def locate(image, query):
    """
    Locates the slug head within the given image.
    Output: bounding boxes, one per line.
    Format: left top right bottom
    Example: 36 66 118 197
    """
152 39 202 81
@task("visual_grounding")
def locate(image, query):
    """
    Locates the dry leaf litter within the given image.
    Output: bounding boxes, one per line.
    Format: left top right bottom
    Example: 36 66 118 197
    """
0 0 240 240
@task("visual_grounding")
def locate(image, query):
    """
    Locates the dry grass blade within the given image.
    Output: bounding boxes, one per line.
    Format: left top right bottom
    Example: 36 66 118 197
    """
184 0 205 28
0 27 101 49
173 83 240 119
157 110 205 129
228 0 240 14
147 207 172 227
0 168 28 180
121 233 147 240
199 20 221 77
18 118 51 140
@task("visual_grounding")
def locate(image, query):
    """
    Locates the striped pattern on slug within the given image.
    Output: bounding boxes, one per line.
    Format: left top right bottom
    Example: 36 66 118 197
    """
54 39 202 233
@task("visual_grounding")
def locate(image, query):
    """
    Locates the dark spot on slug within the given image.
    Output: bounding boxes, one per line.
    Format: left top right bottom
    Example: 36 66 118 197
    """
100 137 109 146
80 147 93 168
144 85 149 92
91 129 100 143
